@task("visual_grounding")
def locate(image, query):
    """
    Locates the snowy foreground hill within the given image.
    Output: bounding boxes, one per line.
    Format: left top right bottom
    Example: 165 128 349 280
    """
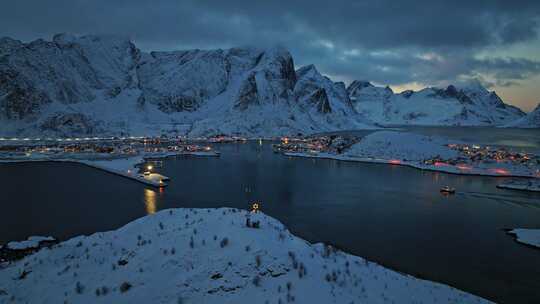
0 208 490 304
0 33 528 137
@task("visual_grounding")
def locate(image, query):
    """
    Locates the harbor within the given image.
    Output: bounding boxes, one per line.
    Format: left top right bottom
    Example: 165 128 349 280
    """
0 136 221 188
2 139 540 304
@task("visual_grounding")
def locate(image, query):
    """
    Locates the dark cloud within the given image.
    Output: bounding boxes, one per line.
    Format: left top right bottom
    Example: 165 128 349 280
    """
1 0 540 89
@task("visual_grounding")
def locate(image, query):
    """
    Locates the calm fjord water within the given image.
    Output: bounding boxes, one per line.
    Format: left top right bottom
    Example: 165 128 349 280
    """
1 128 540 303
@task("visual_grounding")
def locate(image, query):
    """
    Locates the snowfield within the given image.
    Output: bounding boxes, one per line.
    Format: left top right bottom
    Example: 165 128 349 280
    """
507 229 540 249
344 131 459 161
0 208 491 304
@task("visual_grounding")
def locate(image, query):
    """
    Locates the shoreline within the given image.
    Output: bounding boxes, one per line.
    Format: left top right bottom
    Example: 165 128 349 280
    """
0 150 220 188
497 181 540 192
506 228 540 249
0 159 166 187
284 152 539 179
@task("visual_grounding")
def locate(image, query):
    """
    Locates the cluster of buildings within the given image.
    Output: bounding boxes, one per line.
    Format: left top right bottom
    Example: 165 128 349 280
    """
446 144 538 165
207 135 247 143
422 144 539 172
0 138 213 159
0 143 136 157
273 136 357 154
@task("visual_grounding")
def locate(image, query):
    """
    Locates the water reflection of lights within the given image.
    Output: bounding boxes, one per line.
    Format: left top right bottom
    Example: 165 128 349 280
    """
144 189 157 214
491 168 510 175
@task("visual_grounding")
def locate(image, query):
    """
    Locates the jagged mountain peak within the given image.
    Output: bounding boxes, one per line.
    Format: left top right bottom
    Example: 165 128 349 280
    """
0 37 24 57
294 64 355 116
0 32 529 136
52 32 133 45
349 80 524 126
455 79 489 94
399 90 415 99
347 80 374 95
296 64 319 77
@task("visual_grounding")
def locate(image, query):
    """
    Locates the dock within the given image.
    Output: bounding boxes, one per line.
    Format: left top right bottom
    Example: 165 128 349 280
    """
79 161 169 188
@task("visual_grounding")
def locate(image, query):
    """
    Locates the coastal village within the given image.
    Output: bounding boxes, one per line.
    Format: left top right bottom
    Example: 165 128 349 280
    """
1 132 539 189
421 143 540 175
272 135 359 154
0 136 219 159
0 136 222 188
3 132 539 177
273 132 540 180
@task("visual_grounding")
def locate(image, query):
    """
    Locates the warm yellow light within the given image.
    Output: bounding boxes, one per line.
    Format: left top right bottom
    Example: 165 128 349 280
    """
144 189 157 214
147 165 153 170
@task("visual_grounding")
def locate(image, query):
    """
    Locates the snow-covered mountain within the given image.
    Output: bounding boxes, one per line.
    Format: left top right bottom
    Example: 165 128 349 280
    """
0 34 369 137
347 80 525 126
0 33 529 137
503 103 540 128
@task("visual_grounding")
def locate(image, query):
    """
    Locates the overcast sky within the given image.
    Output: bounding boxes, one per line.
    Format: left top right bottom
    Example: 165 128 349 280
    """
1 0 539 111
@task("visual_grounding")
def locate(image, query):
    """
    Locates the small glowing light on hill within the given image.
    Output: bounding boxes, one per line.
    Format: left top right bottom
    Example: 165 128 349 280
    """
147 165 153 171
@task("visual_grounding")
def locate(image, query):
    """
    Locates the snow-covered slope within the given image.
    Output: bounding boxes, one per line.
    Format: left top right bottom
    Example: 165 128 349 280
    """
0 34 371 138
344 131 459 161
348 80 525 126
507 228 540 248
504 103 540 128
0 208 491 303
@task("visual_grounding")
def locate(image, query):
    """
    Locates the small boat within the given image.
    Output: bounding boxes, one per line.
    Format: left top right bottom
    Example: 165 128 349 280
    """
440 186 455 194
